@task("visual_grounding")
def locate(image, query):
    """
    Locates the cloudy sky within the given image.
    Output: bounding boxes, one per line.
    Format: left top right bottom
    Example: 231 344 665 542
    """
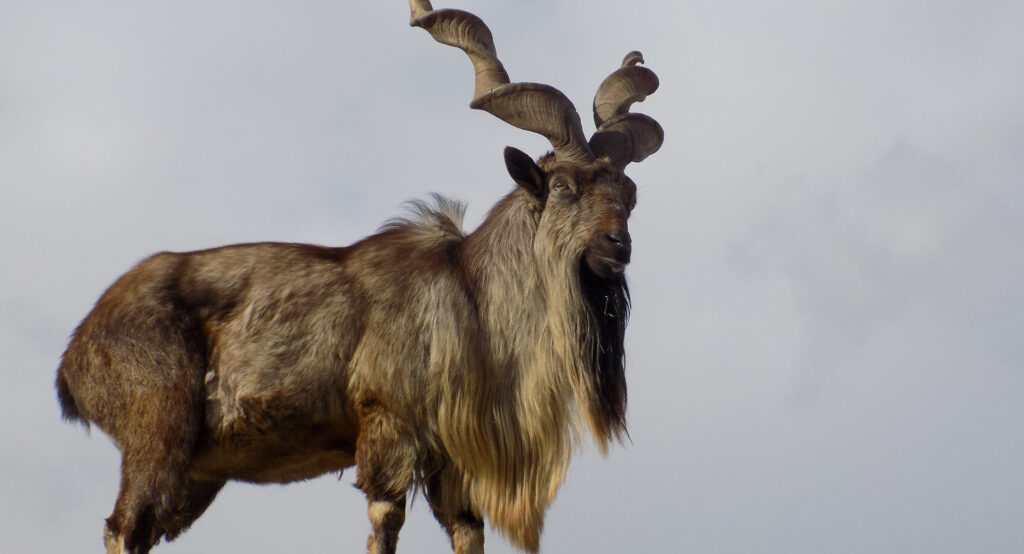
3 1 1022 552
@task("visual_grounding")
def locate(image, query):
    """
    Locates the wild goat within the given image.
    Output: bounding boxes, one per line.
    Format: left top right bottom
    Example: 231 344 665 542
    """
56 1 663 552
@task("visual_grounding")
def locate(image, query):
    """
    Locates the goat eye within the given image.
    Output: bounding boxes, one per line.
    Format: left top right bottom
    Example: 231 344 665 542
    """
551 178 570 192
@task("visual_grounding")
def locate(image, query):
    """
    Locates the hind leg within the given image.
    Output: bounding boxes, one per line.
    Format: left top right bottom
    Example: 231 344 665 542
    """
104 470 224 553
103 525 126 554
163 478 226 542
102 381 209 551
104 465 167 553
103 452 184 553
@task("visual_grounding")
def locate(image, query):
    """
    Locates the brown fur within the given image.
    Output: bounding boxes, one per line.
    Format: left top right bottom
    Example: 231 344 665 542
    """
59 2 664 550
58 155 637 553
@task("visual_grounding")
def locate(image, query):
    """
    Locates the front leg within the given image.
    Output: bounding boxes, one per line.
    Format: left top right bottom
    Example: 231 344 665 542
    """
355 403 417 554
366 496 407 554
445 511 484 554
426 466 485 554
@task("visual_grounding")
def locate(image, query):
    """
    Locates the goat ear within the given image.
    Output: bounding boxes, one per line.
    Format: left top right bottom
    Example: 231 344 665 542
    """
504 146 545 198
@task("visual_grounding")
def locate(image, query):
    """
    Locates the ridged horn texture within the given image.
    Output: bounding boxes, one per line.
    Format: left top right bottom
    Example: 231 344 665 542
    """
589 51 665 169
410 0 595 164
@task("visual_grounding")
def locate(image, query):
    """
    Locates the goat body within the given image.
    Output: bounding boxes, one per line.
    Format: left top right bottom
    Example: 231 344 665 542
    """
57 2 661 552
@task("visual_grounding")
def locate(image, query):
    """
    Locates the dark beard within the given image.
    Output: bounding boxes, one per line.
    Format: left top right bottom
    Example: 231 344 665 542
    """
578 261 630 440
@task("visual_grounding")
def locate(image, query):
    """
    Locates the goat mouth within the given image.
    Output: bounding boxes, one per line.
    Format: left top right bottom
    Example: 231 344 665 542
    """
583 253 629 280
599 258 627 274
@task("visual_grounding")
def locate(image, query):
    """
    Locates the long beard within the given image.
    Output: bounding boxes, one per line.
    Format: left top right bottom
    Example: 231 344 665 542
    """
578 261 630 442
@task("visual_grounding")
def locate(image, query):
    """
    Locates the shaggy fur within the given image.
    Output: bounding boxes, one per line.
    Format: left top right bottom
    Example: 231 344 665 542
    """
57 2 663 550
57 153 636 553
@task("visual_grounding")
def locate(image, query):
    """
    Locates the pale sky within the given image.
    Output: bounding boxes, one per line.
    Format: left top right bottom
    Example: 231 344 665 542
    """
2 1 1023 552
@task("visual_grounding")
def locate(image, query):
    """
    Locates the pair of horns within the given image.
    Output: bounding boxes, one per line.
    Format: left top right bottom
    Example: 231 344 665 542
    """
409 0 663 169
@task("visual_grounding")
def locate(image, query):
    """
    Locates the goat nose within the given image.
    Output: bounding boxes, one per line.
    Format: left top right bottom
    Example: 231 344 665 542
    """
606 229 632 252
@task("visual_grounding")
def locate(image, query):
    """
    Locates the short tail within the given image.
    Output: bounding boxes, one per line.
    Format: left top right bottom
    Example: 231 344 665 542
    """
55 368 88 428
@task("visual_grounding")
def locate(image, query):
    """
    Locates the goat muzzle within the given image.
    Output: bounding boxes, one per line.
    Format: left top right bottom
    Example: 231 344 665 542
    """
585 228 632 279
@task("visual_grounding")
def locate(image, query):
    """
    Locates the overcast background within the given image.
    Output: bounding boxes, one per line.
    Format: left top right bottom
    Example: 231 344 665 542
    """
3 1 1023 552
